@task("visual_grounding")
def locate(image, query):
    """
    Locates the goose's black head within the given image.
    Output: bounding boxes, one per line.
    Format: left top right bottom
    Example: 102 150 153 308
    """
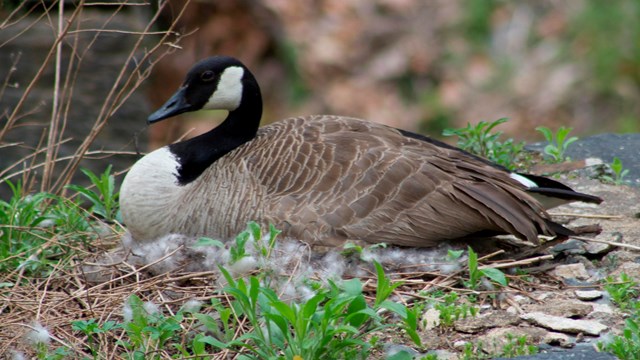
147 56 263 186
148 56 261 123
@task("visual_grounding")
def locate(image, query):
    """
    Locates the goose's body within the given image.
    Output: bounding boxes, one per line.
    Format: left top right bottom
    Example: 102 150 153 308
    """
120 56 601 248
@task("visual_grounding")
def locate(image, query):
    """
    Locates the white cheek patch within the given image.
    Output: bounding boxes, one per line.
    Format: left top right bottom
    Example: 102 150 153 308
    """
510 173 538 188
203 66 244 111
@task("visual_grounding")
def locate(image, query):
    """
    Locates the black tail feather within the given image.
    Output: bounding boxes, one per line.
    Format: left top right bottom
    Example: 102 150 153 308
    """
519 173 603 205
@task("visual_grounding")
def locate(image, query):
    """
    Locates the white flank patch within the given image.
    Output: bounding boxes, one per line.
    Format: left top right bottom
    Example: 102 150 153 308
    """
203 66 244 111
510 173 538 188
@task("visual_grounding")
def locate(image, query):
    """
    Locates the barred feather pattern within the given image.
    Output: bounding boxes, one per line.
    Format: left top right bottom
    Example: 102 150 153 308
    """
123 115 556 246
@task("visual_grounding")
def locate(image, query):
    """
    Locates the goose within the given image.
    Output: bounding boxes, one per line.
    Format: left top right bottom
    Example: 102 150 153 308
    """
120 55 602 249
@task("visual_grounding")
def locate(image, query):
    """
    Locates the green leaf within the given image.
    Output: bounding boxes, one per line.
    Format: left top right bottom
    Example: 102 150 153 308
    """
198 335 230 349
379 300 407 318
194 237 225 248
386 350 414 360
536 126 553 142
447 249 464 261
480 267 508 286
374 260 402 306
342 278 363 296
247 221 262 242
346 295 368 327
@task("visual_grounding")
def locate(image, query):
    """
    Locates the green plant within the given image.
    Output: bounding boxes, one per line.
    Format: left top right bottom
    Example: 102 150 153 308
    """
599 273 640 358
193 298 237 344
119 295 183 358
461 342 482 360
464 247 508 290
420 354 439 360
72 319 118 357
434 293 478 327
442 118 526 170
200 267 393 359
0 179 92 275
535 126 578 163
459 334 537 359
249 221 281 258
600 316 640 359
228 228 250 264
446 249 464 261
66 165 121 223
601 157 630 185
499 334 538 358
604 273 638 311
374 261 403 307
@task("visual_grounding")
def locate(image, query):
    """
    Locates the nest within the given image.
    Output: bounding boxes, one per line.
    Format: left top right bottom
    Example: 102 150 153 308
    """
0 229 573 358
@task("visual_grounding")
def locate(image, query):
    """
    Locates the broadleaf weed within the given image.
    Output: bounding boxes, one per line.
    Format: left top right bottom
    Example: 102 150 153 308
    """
443 118 527 170
536 126 578 163
601 157 630 185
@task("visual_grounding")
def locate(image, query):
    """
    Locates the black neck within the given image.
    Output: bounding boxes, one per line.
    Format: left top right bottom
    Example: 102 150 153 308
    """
168 82 262 185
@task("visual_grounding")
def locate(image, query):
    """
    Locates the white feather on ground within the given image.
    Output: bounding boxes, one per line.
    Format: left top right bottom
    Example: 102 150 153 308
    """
86 227 464 301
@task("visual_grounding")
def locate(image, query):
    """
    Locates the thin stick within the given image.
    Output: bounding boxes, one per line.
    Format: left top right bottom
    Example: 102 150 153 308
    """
0 2 81 142
42 0 65 191
478 249 505 262
549 212 624 220
571 236 640 251
479 254 554 269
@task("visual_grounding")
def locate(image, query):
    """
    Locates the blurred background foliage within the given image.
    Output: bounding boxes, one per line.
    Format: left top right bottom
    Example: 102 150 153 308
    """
1 0 639 192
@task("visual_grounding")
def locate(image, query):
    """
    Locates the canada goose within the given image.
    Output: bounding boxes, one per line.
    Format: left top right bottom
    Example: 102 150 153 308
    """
120 56 602 249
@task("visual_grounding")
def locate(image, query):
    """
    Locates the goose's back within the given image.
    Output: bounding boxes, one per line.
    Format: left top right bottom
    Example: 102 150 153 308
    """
206 115 551 246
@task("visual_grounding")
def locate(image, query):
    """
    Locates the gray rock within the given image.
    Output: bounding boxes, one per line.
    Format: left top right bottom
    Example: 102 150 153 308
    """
590 303 614 314
552 263 590 280
429 349 457 360
523 300 592 318
574 290 603 301
543 332 573 348
521 312 608 335
453 340 468 349
421 308 440 330
495 347 618 360
475 327 547 355
527 133 640 186
550 239 586 255
584 241 613 255
454 311 520 333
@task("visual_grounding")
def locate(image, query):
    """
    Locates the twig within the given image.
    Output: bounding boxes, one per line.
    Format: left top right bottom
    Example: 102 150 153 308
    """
41 0 65 191
68 29 179 35
571 235 640 251
0 1 81 142
479 254 554 269
478 249 505 262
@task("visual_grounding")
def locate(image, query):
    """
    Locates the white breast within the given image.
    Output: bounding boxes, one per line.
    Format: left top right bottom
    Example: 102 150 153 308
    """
120 147 183 242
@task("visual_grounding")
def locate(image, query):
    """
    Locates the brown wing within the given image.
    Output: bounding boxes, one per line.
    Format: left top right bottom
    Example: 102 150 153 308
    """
240 115 554 247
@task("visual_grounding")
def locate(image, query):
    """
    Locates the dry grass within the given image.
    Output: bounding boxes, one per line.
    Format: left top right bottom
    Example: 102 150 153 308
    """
0 0 199 356
0 0 192 195
0 225 560 358
0 233 219 356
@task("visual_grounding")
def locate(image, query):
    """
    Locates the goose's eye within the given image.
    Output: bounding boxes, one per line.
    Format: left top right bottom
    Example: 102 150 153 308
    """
201 70 216 82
